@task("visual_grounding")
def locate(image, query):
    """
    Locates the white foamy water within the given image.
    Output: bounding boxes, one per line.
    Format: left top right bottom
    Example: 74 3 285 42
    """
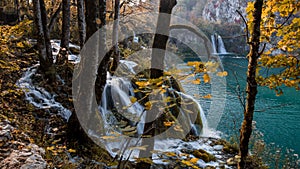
16 64 72 121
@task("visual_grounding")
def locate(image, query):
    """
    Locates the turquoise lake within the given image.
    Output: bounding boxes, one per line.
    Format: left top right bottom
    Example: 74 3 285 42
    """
184 56 300 155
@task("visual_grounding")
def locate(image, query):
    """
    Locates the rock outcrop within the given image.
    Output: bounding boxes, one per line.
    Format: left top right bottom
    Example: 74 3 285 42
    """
202 0 249 25
0 120 47 169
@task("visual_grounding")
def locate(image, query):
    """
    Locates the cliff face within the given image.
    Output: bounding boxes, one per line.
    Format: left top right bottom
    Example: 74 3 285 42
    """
202 0 249 25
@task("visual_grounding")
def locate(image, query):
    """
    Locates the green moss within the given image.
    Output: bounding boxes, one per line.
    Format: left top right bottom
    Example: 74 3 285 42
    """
193 149 216 163
213 139 239 154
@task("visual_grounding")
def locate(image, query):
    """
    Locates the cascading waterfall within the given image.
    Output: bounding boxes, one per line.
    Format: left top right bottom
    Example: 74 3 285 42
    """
16 64 72 121
217 35 227 54
211 33 227 54
211 34 217 54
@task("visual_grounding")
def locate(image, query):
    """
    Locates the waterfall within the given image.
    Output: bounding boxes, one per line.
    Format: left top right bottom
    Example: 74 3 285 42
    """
16 64 72 121
217 35 227 53
211 35 217 54
211 33 227 54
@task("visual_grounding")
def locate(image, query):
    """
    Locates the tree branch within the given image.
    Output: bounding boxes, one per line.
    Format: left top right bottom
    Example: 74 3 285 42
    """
278 8 295 29
236 10 250 44
48 2 62 33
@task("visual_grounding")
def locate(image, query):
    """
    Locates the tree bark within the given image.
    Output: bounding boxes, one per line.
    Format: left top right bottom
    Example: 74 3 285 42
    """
95 0 109 104
48 3 62 33
33 0 55 82
60 0 71 60
61 0 70 49
238 0 263 168
77 0 86 48
85 0 98 41
150 0 177 78
139 0 177 161
110 0 120 74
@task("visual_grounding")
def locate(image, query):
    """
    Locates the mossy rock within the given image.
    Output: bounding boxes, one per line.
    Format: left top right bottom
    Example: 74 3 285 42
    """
192 149 216 163
212 139 238 154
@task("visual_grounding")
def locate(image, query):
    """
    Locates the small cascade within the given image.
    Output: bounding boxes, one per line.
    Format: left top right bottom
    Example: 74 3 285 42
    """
176 92 208 135
211 34 217 54
211 33 227 54
217 35 227 54
16 64 72 121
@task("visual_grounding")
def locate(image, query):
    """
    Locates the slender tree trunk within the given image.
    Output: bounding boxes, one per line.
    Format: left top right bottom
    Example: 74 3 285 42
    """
139 0 177 161
150 0 177 78
238 0 263 168
77 0 86 48
110 0 120 74
48 3 62 33
40 0 53 66
15 0 19 22
85 0 98 41
33 0 55 82
60 0 71 60
95 0 109 104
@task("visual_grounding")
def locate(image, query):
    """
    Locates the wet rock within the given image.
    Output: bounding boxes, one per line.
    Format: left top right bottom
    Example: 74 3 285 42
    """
213 145 223 151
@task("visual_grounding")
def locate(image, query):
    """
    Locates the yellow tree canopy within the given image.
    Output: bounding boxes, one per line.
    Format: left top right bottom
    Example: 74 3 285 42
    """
247 0 300 95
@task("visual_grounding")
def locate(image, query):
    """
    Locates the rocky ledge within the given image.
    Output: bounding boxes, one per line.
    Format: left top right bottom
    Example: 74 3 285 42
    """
0 120 47 169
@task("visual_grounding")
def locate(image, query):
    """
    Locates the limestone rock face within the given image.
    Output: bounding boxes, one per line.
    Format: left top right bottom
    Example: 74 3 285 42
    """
0 120 47 169
202 0 249 24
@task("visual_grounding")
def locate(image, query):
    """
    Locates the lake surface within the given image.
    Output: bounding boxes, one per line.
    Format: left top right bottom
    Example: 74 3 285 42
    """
184 56 300 155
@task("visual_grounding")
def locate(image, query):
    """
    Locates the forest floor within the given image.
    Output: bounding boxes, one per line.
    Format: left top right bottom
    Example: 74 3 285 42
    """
0 20 115 168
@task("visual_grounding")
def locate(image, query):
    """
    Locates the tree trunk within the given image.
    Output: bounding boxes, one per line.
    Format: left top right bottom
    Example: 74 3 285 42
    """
95 0 109 104
85 0 98 41
110 0 120 74
60 0 70 54
139 0 177 161
77 0 86 48
68 0 111 160
33 0 55 82
48 3 62 33
238 0 263 168
150 0 177 78
14 0 19 22
69 0 99 143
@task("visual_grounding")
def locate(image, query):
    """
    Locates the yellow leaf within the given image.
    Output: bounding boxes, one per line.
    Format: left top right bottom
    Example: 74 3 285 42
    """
136 81 149 87
164 152 177 157
130 96 137 103
16 42 24 48
181 160 193 166
217 71 228 77
163 121 174 127
192 79 201 84
203 74 210 83
164 71 171 76
47 146 55 151
190 157 199 164
144 101 152 110
68 149 76 153
203 94 212 99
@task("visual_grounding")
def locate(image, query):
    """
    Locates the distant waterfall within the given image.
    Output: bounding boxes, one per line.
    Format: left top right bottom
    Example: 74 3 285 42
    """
211 33 227 54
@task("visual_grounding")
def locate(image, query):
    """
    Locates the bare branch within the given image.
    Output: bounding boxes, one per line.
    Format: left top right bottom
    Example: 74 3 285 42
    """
259 43 266 56
48 2 62 33
278 8 296 29
236 10 250 44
